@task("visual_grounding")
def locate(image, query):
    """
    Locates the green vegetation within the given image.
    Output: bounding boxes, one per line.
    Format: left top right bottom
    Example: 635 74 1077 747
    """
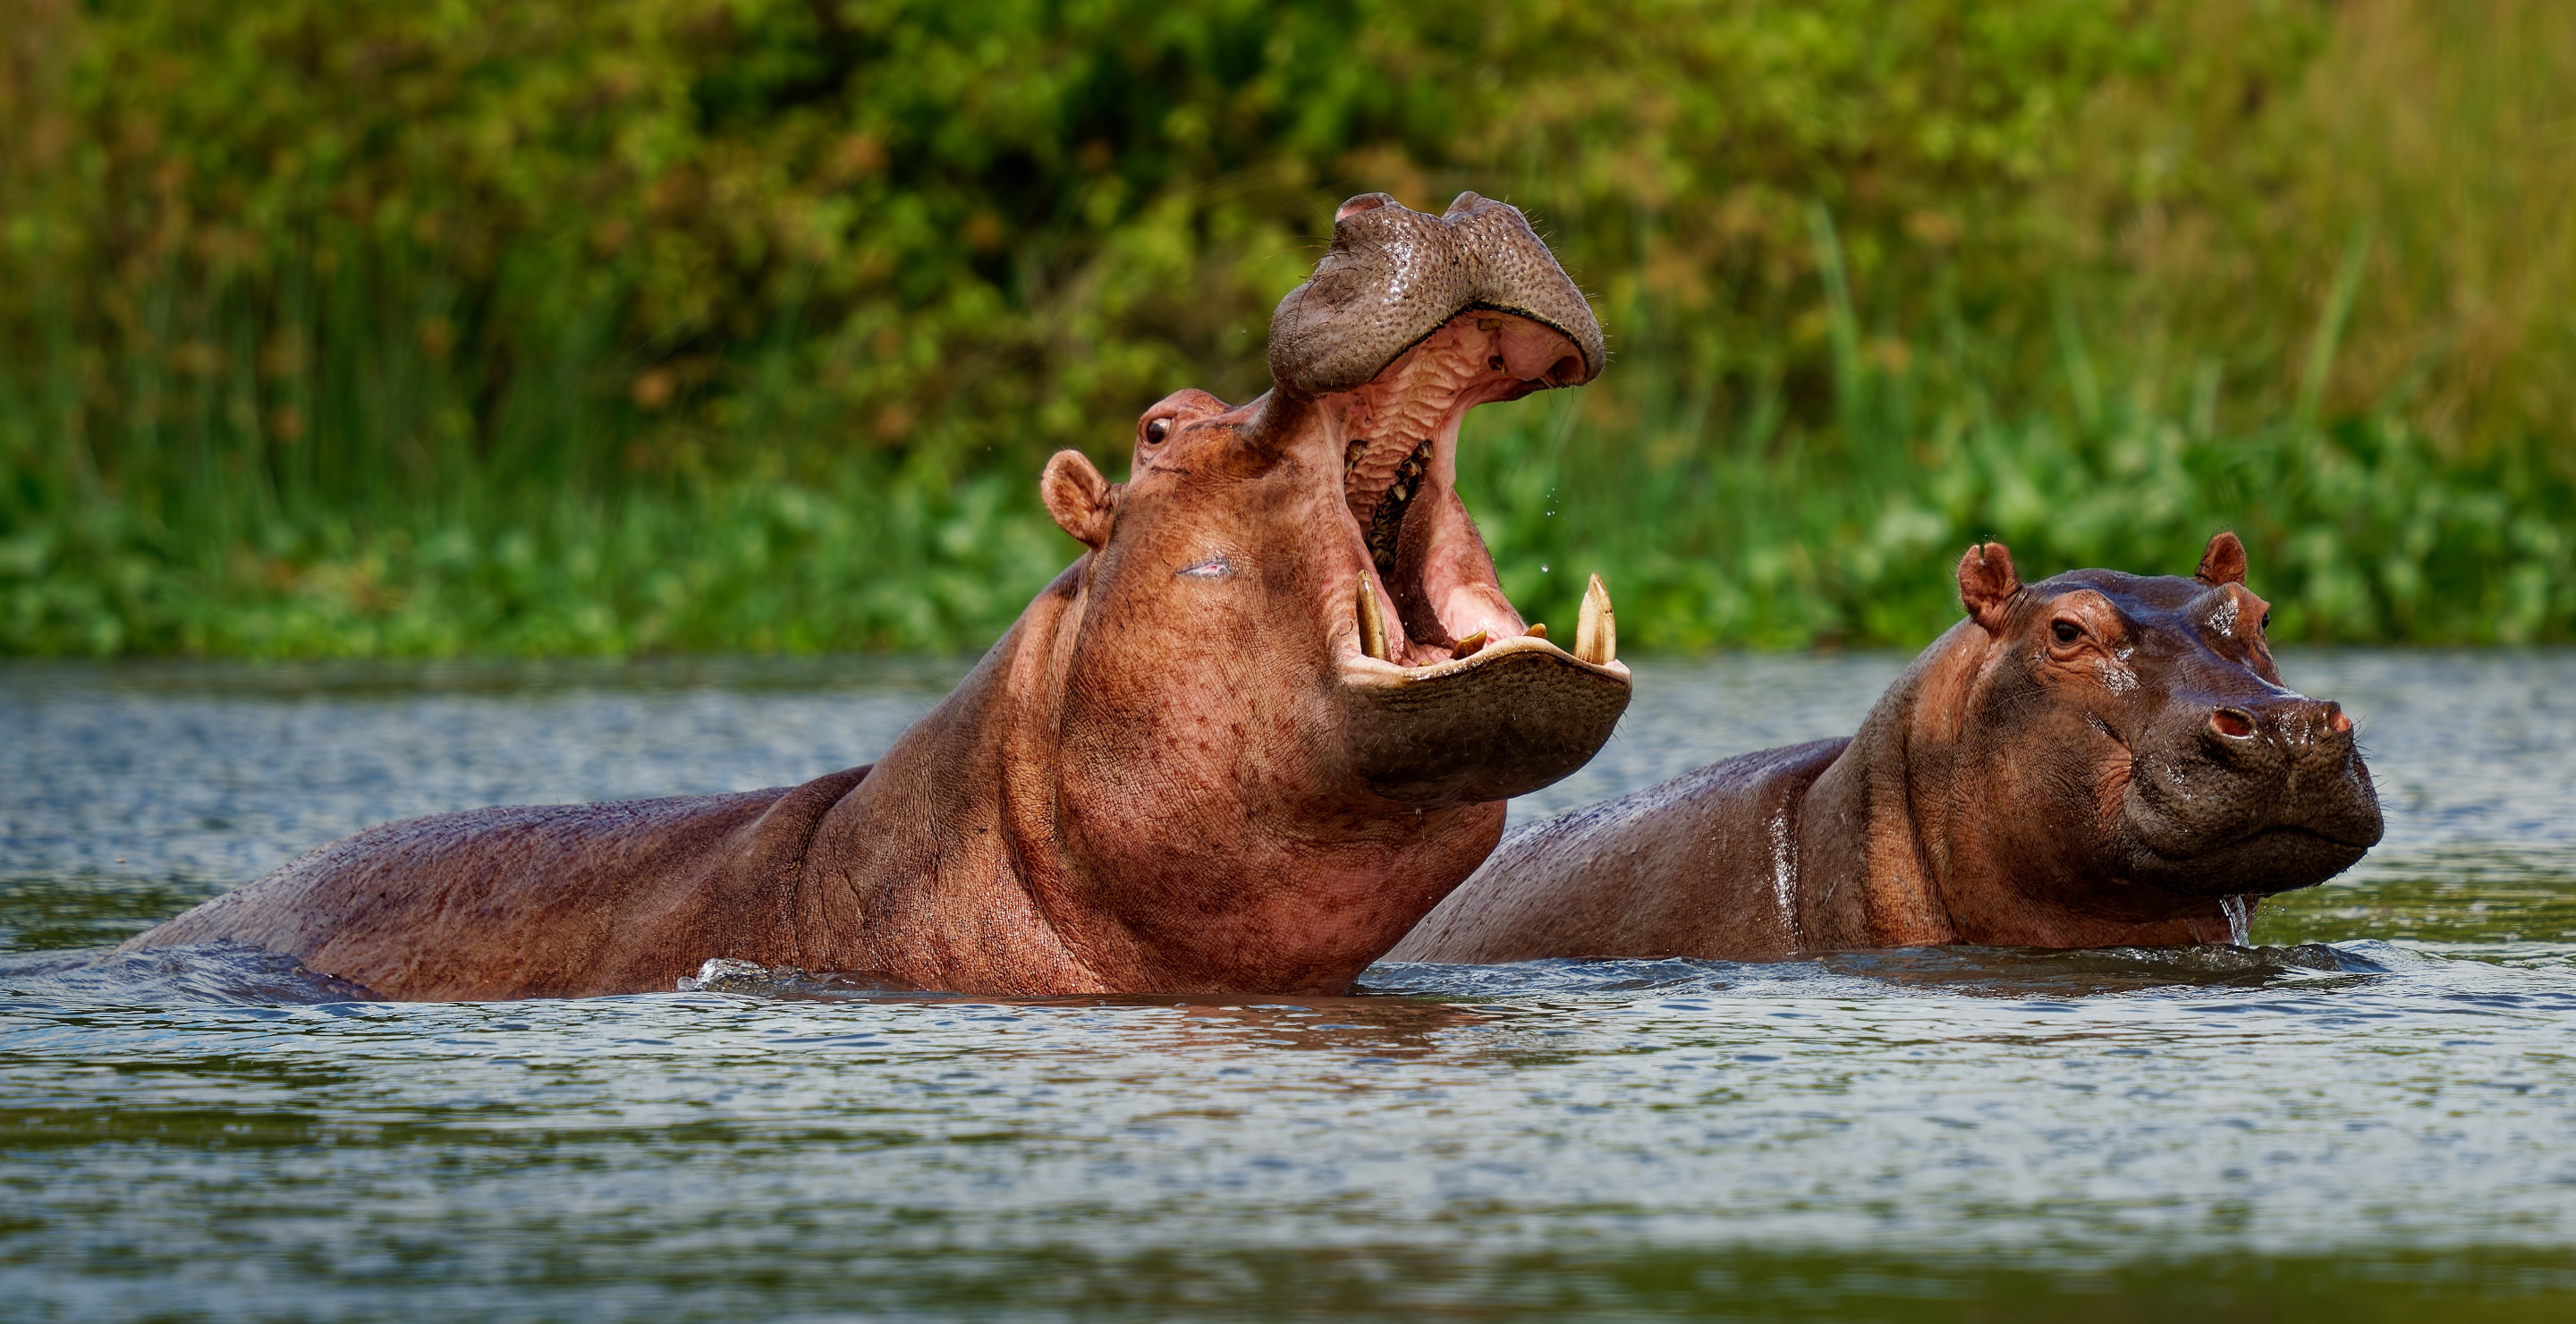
4 0 2572 655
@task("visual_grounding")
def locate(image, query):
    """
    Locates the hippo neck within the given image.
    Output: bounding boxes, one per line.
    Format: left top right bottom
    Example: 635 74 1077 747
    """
788 563 1112 991
1795 630 1962 948
816 551 1498 994
1003 551 1508 993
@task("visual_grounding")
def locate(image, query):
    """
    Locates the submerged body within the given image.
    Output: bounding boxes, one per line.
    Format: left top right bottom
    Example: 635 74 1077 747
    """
1389 535 2386 964
130 193 1633 1000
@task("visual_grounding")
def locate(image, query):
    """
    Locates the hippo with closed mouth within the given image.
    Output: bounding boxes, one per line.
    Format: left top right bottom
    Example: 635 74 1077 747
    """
1386 532 2385 963
125 192 1632 999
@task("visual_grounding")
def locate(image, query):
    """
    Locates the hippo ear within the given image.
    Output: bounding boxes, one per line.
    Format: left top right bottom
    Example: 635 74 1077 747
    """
1041 450 1118 550
2195 530 2250 586
1957 541 2021 633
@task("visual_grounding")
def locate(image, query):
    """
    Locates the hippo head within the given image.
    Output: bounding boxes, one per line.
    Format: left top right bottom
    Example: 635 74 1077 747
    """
1011 192 1630 988
1943 533 2384 909
1039 192 1631 813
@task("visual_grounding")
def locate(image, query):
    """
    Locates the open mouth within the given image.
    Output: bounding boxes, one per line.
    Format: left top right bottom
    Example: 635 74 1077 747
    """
1319 310 1631 803
1254 190 1628 804
1331 310 1612 673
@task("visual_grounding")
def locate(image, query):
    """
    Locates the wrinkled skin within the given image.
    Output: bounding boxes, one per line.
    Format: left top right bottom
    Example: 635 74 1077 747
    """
1389 533 2385 963
126 193 1632 1000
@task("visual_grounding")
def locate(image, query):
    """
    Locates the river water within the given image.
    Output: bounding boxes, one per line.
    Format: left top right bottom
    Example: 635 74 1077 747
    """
4 651 2574 1320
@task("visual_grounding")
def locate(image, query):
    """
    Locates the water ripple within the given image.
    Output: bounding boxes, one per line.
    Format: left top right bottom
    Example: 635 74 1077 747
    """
4 651 2576 1319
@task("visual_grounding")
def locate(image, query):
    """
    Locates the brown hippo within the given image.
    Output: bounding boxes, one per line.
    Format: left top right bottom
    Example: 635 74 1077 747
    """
1386 533 2384 963
124 192 1632 999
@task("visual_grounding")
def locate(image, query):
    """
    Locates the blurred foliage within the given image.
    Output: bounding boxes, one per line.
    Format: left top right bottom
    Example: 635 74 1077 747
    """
2 0 2573 654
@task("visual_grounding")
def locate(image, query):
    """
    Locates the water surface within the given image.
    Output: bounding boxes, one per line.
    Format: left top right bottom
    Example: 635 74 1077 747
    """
5 650 2575 1320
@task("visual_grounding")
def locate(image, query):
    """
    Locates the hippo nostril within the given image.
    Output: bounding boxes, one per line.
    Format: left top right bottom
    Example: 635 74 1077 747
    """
1335 193 1392 223
2210 709 2258 739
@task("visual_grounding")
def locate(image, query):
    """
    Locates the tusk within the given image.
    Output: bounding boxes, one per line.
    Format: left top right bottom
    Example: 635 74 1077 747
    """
1576 573 1616 666
1357 581 1391 661
1525 623 1546 640
1452 628 1488 658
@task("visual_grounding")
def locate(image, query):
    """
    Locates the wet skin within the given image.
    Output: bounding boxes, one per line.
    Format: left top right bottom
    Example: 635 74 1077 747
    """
1388 533 2386 963
125 193 1632 1000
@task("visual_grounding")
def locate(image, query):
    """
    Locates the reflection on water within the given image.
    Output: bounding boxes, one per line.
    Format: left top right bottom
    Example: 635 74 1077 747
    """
4 651 2576 1320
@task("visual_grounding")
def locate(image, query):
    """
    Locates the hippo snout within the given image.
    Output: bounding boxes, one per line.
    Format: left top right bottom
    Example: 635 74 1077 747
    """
2197 695 2369 794
2224 695 2380 840
2128 690 2385 895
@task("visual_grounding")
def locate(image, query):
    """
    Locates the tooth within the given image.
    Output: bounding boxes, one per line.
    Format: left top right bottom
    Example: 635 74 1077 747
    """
1452 629 1487 658
1576 574 1616 665
1525 624 1546 639
1357 581 1391 661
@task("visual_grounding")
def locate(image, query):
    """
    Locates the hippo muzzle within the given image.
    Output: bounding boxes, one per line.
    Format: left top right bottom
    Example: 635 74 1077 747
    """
1258 193 1629 804
2123 682 2385 896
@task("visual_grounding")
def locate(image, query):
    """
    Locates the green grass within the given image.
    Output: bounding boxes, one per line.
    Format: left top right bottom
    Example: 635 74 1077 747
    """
4 212 2568 658
1464 267 2576 650
5 216 2570 658
10 293 2571 658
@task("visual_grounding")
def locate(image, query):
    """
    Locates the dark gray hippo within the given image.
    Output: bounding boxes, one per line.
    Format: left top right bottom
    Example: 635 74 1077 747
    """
1389 533 2384 963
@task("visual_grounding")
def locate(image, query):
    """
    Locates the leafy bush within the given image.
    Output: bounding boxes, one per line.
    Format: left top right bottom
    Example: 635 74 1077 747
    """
2 0 2572 654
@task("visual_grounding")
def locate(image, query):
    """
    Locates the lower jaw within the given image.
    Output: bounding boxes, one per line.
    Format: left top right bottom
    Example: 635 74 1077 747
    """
1336 638 1632 804
2126 846 2371 898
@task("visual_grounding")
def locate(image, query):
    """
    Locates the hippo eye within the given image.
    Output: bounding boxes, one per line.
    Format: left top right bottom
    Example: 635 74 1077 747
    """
2052 620 2082 645
1144 419 1171 445
2260 610 2272 632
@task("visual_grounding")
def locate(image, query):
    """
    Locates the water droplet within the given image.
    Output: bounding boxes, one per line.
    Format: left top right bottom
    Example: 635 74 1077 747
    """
1540 564 1550 573
2219 894 2252 946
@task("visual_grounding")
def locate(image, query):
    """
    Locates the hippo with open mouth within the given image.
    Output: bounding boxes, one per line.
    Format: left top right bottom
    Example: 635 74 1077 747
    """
1387 532 2385 963
123 192 1631 1000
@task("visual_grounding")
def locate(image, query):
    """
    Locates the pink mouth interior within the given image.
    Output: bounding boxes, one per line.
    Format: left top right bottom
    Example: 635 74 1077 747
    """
1327 312 1587 666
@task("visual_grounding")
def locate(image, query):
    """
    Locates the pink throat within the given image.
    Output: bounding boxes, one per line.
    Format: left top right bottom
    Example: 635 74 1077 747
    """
1322 313 1580 664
